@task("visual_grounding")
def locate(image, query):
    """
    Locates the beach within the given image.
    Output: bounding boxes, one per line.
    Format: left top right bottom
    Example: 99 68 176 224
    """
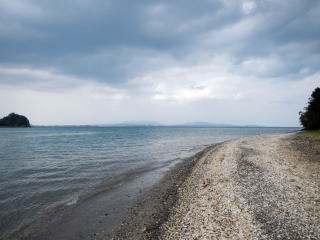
5 130 319 240
113 132 320 239
2 127 298 240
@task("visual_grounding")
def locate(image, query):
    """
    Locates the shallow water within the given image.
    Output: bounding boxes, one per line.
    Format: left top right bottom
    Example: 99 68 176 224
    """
0 126 299 238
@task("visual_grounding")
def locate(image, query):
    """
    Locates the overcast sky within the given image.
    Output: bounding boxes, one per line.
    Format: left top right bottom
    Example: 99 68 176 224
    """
0 0 319 126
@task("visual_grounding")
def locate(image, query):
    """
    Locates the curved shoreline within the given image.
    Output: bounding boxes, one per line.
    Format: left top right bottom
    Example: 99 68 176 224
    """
160 132 320 239
10 160 181 240
111 144 217 239
9 144 216 240
113 132 320 239
8 131 319 240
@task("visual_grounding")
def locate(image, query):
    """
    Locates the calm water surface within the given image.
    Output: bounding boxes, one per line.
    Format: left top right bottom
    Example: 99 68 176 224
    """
0 126 299 238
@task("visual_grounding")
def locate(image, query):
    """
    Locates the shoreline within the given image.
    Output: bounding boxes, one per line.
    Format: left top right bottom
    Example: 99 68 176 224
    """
7 131 318 240
11 161 180 240
111 144 217 239
8 144 217 240
160 132 320 239
113 131 319 239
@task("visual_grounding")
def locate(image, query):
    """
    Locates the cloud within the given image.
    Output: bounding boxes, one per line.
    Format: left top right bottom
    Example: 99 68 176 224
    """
0 0 319 125
0 67 129 102
0 0 44 19
242 1 257 15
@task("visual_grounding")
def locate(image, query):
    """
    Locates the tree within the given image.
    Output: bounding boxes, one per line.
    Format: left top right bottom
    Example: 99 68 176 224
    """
299 87 320 130
0 113 31 127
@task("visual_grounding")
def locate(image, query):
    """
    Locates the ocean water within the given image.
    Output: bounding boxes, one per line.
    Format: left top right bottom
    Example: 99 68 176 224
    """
0 126 299 238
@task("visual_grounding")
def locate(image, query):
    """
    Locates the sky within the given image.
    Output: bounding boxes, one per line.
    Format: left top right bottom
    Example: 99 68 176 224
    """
0 0 319 126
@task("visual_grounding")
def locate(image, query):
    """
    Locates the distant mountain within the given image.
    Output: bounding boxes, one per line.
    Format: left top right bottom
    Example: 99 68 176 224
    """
181 122 237 127
100 121 163 127
97 121 263 128
0 113 31 128
180 122 266 127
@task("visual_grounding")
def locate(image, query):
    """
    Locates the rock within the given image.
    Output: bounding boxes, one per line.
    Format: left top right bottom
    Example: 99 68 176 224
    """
202 178 210 188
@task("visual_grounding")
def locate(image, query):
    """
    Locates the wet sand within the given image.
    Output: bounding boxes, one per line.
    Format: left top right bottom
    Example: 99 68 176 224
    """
111 146 214 240
10 145 211 240
10 160 181 240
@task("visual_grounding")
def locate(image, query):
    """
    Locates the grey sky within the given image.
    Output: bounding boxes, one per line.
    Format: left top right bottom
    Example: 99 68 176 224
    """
0 0 319 126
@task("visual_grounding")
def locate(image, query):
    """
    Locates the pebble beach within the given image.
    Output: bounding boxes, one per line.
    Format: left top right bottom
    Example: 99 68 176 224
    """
113 132 320 239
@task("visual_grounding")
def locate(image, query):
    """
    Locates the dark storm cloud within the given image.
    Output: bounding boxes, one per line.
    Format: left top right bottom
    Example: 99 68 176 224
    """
0 0 222 57
0 0 319 84
0 0 224 82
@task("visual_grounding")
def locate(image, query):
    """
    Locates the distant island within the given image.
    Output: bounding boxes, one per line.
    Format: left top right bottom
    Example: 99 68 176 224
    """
0 113 31 128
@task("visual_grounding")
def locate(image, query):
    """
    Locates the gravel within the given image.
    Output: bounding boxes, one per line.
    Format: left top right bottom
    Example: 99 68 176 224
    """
160 133 320 240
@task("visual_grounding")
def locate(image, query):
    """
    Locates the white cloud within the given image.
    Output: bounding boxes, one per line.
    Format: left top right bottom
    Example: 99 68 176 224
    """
299 67 310 74
1 64 317 126
242 1 257 15
152 87 212 101
0 67 80 82
0 67 129 100
239 56 285 76
200 15 262 48
130 55 257 102
0 0 43 19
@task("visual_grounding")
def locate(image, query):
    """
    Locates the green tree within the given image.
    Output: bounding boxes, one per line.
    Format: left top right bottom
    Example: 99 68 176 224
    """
299 87 320 130
0 113 31 127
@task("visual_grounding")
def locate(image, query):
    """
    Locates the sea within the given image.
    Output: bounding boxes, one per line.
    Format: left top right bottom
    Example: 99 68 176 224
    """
0 126 299 239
